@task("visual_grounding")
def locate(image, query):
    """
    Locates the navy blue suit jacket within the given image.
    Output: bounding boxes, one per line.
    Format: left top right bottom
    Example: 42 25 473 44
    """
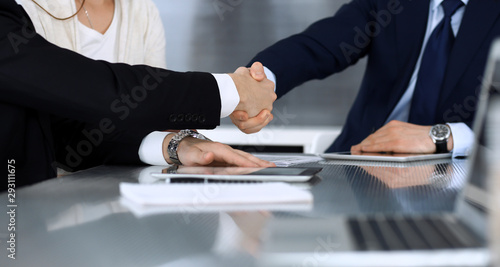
251 0 500 152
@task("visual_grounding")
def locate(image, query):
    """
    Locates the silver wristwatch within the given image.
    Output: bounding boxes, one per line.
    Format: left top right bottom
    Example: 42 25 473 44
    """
429 124 451 153
167 130 211 165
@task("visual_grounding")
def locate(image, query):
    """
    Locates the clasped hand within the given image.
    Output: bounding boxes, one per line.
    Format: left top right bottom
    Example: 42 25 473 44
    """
229 62 276 134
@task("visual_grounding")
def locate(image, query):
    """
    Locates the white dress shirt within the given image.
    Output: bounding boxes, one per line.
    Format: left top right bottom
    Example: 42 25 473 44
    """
265 0 473 157
138 75 238 166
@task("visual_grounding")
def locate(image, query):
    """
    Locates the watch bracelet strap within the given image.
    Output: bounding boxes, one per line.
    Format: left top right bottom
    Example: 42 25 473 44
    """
167 130 210 165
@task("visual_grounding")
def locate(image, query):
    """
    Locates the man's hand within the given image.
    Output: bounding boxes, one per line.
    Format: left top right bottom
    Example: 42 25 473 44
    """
229 62 276 118
230 109 273 134
229 62 276 134
162 134 276 167
351 120 454 154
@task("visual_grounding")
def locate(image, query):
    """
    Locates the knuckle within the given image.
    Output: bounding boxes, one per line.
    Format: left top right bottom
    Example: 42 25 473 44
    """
265 80 275 88
387 120 399 126
236 67 248 74
239 121 250 129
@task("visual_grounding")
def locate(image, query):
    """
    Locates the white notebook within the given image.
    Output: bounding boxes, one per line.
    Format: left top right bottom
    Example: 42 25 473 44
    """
120 182 313 206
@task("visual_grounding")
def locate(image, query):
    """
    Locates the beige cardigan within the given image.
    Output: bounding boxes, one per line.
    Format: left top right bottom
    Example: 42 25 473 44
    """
18 0 167 68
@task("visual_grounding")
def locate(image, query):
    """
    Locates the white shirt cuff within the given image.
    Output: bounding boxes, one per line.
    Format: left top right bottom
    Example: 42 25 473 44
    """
138 131 172 166
263 66 277 92
212 74 239 118
447 122 475 158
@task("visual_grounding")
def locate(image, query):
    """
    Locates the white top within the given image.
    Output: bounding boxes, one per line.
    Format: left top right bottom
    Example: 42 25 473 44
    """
17 0 167 68
76 0 120 62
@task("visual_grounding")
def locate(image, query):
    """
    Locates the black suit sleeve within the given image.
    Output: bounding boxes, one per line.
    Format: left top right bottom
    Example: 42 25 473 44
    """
0 1 225 189
50 116 148 171
0 3 222 132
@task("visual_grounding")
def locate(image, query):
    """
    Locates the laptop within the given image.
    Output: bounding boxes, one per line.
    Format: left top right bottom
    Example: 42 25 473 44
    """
257 40 500 267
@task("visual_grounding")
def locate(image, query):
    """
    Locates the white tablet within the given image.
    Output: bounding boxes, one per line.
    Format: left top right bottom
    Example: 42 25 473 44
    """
320 152 452 162
150 166 323 183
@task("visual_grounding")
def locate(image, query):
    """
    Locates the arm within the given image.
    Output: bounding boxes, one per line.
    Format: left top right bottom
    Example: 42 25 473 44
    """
234 0 377 133
51 118 147 171
1 4 275 133
1 18 221 132
350 121 474 157
249 0 375 96
1 3 276 171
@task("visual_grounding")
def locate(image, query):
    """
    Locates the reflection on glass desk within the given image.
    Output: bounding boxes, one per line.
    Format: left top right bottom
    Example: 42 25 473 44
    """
0 158 475 267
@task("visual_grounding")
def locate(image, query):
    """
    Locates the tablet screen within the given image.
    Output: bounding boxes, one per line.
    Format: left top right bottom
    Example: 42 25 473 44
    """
150 166 323 183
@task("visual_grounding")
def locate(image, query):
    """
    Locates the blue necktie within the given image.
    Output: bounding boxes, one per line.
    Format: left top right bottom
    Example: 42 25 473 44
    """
408 0 464 125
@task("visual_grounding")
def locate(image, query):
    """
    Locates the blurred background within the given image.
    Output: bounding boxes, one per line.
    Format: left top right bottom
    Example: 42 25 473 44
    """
152 0 367 152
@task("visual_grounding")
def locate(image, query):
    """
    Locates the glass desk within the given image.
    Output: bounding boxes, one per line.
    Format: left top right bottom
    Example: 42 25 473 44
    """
0 158 474 267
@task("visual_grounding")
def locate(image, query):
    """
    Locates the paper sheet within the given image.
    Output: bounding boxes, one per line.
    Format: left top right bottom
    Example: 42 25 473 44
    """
120 198 312 217
120 182 313 206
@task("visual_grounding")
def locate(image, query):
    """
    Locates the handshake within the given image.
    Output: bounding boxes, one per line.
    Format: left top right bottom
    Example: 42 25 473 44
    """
228 62 277 134
159 62 278 168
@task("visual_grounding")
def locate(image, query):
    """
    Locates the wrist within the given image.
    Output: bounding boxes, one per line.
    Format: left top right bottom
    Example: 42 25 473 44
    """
448 132 454 152
429 124 451 153
164 130 211 165
228 73 245 110
162 133 176 164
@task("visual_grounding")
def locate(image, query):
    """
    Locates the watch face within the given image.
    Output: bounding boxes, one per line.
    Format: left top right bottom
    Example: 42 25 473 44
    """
431 124 450 140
